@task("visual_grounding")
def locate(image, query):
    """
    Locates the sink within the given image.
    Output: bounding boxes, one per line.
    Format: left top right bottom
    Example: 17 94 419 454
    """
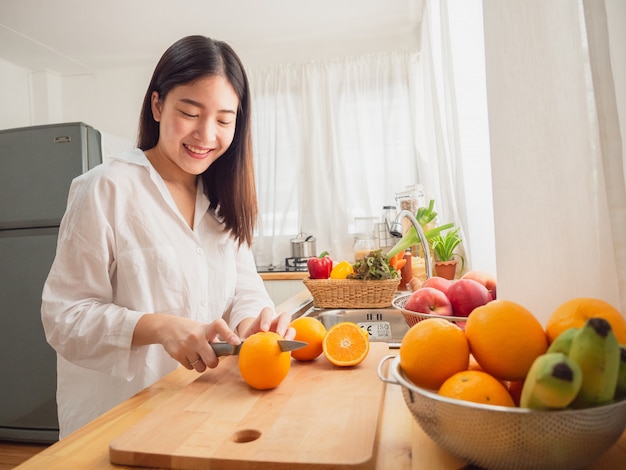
295 306 409 348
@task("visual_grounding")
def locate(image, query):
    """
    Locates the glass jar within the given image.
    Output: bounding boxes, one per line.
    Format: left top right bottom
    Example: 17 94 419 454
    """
395 184 426 214
381 205 397 230
395 190 418 215
353 235 379 261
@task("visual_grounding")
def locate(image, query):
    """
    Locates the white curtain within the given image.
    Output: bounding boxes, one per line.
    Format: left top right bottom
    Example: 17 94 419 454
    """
482 0 626 321
249 52 429 266
415 0 496 274
247 3 492 275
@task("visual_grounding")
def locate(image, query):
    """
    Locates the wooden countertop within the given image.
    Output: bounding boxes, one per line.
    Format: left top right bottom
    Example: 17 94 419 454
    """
15 292 626 469
259 271 309 281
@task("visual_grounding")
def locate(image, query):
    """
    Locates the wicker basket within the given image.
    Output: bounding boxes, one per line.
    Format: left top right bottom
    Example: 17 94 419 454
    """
303 277 400 308
378 355 626 470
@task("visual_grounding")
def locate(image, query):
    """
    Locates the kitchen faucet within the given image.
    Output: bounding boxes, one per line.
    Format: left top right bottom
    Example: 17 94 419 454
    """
389 210 433 279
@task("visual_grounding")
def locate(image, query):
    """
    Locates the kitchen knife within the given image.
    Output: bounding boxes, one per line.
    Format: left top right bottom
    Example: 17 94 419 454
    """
210 340 308 357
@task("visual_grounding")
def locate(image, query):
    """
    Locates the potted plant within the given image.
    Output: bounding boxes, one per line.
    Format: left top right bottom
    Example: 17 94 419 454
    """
430 227 464 280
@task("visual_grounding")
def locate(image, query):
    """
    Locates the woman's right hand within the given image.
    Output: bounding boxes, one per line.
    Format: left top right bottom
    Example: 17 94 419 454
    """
132 314 241 372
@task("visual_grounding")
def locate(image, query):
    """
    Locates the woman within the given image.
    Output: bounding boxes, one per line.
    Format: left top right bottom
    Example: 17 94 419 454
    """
41 35 294 438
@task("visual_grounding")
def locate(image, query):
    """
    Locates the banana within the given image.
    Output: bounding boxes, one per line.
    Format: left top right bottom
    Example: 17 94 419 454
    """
520 352 582 410
546 327 579 355
569 317 620 408
614 345 626 400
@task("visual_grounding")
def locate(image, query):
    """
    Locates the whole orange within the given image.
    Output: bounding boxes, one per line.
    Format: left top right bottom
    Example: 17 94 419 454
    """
465 300 548 381
439 370 515 407
546 298 626 345
238 331 291 390
399 318 469 390
289 317 327 361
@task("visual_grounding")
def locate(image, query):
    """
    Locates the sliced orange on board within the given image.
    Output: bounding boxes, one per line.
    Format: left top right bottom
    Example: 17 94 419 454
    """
322 322 370 367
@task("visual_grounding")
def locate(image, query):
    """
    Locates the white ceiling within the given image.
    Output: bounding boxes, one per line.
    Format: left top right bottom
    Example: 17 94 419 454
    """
0 0 422 75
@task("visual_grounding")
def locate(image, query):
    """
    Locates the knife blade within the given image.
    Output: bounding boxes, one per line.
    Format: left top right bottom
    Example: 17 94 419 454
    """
210 340 308 357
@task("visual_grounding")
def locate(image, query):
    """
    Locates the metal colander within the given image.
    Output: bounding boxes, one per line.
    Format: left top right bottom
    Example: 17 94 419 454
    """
378 355 626 470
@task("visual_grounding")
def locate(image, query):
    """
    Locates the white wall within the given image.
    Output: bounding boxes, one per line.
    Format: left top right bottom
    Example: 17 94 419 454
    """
30 70 62 124
0 58 31 129
0 58 141 150
61 66 152 145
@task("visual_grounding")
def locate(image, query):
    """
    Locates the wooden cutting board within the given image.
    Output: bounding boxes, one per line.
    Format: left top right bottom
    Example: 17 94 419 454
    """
110 342 390 469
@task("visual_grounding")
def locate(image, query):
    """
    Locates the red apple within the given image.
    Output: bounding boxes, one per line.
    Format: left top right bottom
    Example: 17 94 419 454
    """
404 287 453 316
461 270 497 300
423 276 454 296
446 278 491 317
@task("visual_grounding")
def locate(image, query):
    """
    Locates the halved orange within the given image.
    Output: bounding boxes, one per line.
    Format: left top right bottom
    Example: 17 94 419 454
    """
322 322 370 367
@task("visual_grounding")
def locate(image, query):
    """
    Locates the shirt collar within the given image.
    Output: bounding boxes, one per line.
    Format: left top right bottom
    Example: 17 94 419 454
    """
109 148 151 167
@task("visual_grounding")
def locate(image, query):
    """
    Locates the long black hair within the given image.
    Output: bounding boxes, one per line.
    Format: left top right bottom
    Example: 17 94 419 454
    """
137 35 257 246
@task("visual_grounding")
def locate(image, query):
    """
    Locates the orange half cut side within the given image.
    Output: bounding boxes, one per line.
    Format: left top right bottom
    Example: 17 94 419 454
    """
322 322 370 367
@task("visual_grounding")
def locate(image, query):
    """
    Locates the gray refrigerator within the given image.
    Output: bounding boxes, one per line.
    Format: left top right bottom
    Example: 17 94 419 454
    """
0 122 102 443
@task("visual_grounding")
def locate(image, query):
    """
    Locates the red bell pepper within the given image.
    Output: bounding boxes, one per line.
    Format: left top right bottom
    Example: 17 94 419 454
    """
307 251 333 279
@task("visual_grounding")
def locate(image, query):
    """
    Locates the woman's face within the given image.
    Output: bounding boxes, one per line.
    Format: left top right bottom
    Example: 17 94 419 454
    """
150 75 239 179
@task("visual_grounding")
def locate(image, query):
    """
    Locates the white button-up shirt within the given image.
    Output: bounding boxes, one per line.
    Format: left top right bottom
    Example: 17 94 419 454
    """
41 149 273 438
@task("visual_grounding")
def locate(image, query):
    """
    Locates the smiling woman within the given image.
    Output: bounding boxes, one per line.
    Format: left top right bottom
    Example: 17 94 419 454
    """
40 35 296 440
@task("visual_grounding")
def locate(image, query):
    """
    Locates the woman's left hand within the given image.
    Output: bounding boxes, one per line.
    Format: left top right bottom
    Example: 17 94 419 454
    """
238 307 296 340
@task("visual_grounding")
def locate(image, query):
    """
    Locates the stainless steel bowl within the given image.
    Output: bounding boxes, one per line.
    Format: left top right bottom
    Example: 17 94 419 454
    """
378 355 626 470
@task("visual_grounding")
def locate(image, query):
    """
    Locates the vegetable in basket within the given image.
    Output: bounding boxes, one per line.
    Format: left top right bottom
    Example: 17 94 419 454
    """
307 251 333 279
330 260 354 279
348 250 399 280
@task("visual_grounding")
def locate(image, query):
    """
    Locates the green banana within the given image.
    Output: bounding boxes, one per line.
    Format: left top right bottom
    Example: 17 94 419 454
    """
614 345 626 400
569 317 620 408
520 352 582 410
547 327 579 355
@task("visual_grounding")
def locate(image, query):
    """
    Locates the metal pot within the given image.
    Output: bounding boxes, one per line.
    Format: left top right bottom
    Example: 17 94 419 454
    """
290 233 317 259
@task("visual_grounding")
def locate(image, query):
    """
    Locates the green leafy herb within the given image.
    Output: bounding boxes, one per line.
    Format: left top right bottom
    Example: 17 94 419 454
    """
348 249 399 280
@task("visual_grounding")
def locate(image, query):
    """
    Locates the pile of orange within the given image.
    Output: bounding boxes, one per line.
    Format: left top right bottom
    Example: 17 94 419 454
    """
238 317 371 390
398 296 626 408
